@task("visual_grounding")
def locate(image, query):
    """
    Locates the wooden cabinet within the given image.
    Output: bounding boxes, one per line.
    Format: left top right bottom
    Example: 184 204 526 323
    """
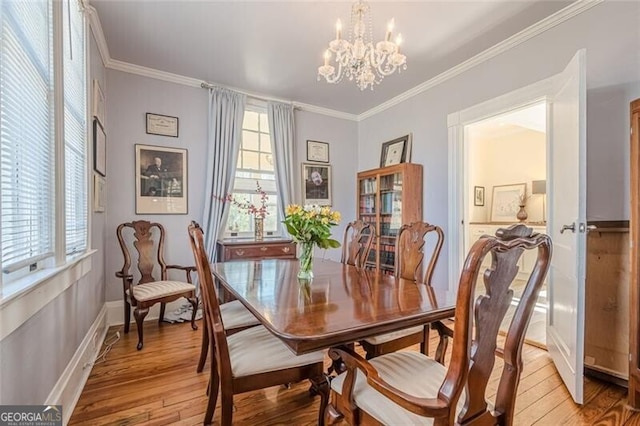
357 163 423 272
584 223 629 384
217 239 296 262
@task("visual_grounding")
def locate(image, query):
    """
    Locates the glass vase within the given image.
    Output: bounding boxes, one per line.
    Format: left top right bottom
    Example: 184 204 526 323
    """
297 242 314 280
516 205 528 222
254 216 264 241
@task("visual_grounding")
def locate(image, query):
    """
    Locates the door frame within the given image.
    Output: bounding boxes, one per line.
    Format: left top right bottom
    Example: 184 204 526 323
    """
447 77 554 290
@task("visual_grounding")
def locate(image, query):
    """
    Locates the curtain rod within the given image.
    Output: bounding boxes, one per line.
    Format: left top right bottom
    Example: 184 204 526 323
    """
200 82 298 109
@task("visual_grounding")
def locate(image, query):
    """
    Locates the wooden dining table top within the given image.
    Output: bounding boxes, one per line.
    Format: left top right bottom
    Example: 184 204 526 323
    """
211 258 457 355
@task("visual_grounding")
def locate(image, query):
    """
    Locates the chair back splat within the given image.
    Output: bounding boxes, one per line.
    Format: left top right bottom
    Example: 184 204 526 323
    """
359 221 445 360
341 220 375 269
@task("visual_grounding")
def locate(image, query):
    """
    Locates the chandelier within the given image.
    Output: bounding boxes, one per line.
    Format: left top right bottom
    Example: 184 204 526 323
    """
317 0 407 91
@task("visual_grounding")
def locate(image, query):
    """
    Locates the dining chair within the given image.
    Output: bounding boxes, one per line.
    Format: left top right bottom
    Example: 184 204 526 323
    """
359 222 447 360
325 224 552 425
341 220 375 268
115 220 198 350
187 222 329 426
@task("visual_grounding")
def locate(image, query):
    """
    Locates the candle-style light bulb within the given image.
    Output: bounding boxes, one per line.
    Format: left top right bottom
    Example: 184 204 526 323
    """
324 50 331 66
395 33 403 51
336 19 342 40
386 18 395 41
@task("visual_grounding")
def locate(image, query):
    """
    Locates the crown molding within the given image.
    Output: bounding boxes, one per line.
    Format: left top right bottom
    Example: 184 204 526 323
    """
85 5 110 68
293 102 359 121
108 58 203 88
86 0 601 123
356 0 603 121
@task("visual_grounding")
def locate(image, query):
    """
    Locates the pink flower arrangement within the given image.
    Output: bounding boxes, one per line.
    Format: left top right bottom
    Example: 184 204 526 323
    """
223 181 269 219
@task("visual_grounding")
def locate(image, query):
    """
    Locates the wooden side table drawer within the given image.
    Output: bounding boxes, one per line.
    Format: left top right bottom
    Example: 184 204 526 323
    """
217 239 296 262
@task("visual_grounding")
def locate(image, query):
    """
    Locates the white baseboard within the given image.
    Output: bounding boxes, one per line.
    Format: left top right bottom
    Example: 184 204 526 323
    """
106 299 188 326
46 303 108 425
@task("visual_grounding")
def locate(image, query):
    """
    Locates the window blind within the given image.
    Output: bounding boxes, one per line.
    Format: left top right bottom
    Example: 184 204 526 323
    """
64 0 87 256
0 0 55 272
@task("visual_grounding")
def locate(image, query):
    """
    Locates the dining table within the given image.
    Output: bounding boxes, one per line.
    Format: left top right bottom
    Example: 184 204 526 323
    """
211 258 457 356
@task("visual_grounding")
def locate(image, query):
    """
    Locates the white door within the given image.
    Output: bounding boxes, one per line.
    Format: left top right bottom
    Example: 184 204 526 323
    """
546 49 587 404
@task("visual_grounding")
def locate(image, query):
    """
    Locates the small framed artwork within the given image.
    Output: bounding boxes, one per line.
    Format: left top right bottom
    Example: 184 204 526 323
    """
474 186 485 206
380 134 412 167
92 80 105 127
93 119 106 177
135 144 188 214
93 173 106 213
490 183 526 222
146 113 179 138
306 140 330 163
302 163 332 206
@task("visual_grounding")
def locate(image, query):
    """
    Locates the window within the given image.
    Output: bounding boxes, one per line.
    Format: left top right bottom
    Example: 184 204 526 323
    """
225 109 280 237
64 0 88 256
0 0 88 289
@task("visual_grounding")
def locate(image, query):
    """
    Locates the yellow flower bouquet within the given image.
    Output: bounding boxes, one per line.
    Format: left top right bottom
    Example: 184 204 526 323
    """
283 204 341 279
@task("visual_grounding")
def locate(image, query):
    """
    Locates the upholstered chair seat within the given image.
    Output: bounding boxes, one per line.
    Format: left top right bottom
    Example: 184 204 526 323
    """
220 300 261 330
227 326 324 377
127 280 196 302
331 351 466 425
362 325 424 345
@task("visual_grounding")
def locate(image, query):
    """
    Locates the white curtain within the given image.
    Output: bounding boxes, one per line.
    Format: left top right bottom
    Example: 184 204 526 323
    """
268 101 295 216
202 87 247 261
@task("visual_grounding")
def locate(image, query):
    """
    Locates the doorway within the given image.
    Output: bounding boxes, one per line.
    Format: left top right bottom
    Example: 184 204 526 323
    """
464 102 547 347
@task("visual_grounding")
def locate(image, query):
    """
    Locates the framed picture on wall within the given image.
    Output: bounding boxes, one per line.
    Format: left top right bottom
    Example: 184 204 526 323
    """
146 113 179 137
135 144 188 214
93 119 106 177
94 173 106 213
302 163 332 206
306 140 330 163
474 186 485 206
92 80 105 127
490 183 526 222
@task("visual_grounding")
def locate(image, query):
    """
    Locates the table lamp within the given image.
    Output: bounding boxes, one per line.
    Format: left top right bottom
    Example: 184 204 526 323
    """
532 180 546 223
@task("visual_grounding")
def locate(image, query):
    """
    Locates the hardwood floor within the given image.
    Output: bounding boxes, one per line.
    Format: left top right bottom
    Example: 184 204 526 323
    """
70 320 638 425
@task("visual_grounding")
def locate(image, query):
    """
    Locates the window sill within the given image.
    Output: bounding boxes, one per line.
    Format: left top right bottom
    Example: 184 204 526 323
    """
0 249 97 341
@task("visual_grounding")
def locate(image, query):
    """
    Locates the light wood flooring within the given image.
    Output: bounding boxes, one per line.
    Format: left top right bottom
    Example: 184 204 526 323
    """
70 320 639 425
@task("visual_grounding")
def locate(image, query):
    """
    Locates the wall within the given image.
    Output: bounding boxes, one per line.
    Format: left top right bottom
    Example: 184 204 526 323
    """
357 1 640 288
468 127 546 223
294 110 358 262
0 32 107 405
104 71 358 301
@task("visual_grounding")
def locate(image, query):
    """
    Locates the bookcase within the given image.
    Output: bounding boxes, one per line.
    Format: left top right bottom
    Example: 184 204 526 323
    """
357 163 423 272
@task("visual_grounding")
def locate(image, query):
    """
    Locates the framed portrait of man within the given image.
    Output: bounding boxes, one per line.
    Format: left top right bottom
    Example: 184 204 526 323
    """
302 163 332 206
135 144 188 214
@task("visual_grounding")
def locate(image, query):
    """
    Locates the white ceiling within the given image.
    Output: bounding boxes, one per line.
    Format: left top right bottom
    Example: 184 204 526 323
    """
92 1 572 115
468 102 546 142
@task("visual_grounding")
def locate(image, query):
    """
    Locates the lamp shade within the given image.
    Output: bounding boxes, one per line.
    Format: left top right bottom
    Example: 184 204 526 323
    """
532 180 546 195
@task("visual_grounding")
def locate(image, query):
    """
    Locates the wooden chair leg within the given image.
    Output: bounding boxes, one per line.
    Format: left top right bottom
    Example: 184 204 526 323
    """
310 374 330 426
124 301 131 334
419 325 430 356
158 302 166 325
220 393 234 426
133 307 149 350
188 297 198 330
325 403 345 425
204 367 219 425
197 319 209 373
